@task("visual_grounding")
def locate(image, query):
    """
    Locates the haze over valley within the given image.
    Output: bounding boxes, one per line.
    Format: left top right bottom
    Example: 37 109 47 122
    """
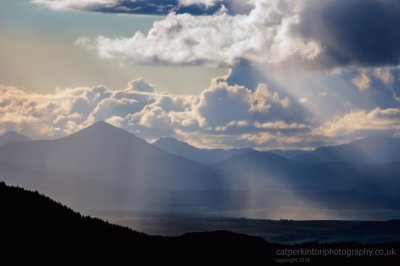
1 122 399 222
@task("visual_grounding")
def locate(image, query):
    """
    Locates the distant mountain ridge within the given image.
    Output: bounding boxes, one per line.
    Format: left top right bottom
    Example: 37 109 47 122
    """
155 136 400 165
215 148 400 192
1 122 400 220
214 150 322 190
295 136 400 164
154 137 253 164
0 131 31 146
268 149 306 159
0 121 221 211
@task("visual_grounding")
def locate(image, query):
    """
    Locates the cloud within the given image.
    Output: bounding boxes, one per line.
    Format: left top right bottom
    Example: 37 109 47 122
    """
0 70 313 147
32 0 117 11
9 0 400 150
37 0 400 70
195 82 296 128
299 98 308 104
374 68 394 86
314 107 400 138
349 67 400 103
352 70 371 91
0 79 157 139
179 0 219 7
0 85 85 138
1 69 399 149
295 0 400 68
76 0 321 66
32 0 252 16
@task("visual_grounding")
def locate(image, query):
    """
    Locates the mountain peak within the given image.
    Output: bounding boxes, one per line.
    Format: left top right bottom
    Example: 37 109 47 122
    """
156 137 193 148
156 136 180 143
90 120 115 129
83 121 124 133
1 131 29 138
60 120 147 145
0 131 31 146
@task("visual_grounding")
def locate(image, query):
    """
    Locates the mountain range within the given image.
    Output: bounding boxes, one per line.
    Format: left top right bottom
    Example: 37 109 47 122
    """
0 122 221 212
155 135 400 165
154 137 252 164
294 136 400 164
0 131 31 146
0 121 399 219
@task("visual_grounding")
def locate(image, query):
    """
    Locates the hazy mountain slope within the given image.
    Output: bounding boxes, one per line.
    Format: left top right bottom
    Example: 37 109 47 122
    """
216 149 400 191
1 123 400 218
295 137 400 164
269 149 306 159
154 137 253 164
0 131 31 146
214 150 329 191
0 122 221 210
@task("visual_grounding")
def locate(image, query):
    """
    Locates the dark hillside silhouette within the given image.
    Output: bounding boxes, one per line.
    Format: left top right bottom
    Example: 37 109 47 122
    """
1 182 399 265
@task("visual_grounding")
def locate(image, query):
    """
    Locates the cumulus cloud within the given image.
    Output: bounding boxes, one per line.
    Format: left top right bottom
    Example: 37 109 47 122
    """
76 0 321 66
0 69 314 148
195 82 295 128
314 108 400 138
1 70 399 149
0 79 157 139
36 0 400 70
21 0 400 150
0 85 87 139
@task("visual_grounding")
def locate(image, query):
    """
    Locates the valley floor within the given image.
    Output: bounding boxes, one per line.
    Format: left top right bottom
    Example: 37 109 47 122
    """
107 216 400 244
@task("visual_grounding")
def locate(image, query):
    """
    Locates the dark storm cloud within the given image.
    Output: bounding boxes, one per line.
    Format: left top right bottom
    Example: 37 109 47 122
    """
94 0 221 15
39 0 253 16
295 0 400 67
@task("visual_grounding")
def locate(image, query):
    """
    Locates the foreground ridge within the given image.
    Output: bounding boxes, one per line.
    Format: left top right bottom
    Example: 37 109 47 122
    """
1 182 399 265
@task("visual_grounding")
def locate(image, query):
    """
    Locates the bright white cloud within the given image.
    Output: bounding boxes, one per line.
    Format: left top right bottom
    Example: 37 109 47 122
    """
0 71 307 146
2 71 399 149
76 0 320 66
314 108 400 138
195 82 292 127
0 79 156 139
35 0 400 70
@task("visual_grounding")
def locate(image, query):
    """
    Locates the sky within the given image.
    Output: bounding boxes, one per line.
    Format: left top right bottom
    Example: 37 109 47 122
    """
1 0 400 150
